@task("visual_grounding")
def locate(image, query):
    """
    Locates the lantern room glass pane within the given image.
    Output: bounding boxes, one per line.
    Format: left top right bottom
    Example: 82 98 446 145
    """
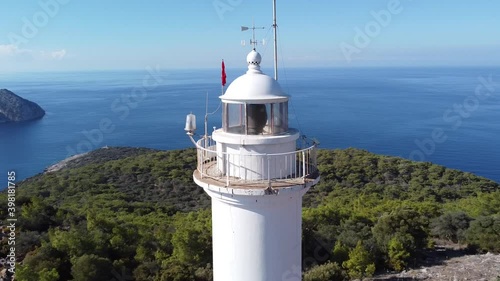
223 101 288 135
247 104 268 135
272 102 288 134
224 103 245 134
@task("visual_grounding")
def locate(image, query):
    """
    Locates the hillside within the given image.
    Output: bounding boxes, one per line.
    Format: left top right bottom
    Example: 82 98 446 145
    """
1 147 498 281
0 89 45 123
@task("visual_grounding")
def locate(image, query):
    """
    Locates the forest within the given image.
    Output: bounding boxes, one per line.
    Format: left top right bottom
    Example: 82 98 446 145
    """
0 147 499 281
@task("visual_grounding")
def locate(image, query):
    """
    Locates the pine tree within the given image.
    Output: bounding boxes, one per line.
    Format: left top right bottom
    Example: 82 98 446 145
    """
342 241 376 280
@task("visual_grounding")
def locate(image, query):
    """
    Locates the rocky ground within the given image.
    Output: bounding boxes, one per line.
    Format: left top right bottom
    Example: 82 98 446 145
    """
43 146 158 173
370 244 500 281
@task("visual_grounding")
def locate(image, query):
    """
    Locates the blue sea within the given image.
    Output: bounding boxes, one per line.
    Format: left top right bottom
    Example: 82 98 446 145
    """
0 67 499 183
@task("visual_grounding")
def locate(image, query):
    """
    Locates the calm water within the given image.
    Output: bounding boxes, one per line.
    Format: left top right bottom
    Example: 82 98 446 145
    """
0 67 499 183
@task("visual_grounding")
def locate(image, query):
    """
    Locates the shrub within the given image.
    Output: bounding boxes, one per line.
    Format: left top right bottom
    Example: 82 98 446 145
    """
430 212 471 243
342 241 376 280
332 240 349 264
388 235 411 271
466 215 500 253
304 261 347 281
71 254 113 281
372 207 429 256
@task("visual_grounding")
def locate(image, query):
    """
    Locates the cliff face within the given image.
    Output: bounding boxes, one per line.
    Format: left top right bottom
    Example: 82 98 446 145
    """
0 89 45 123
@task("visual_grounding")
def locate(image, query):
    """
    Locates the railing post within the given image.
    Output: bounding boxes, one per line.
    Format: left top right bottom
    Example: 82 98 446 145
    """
267 155 271 187
226 153 230 187
285 154 288 178
261 157 264 181
293 153 295 178
199 148 203 179
302 151 306 179
306 150 309 176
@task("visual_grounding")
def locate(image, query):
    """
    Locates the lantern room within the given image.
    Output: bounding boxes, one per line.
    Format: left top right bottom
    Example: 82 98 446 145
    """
221 49 289 135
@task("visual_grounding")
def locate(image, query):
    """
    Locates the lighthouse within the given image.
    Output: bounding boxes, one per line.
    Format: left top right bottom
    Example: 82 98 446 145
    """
185 48 319 280
184 4 319 280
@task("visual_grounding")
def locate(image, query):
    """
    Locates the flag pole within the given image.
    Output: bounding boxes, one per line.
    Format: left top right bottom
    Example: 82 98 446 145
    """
202 59 226 149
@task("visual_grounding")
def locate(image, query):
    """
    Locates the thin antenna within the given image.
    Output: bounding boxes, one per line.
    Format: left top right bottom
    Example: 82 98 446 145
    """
273 0 278 80
204 90 222 148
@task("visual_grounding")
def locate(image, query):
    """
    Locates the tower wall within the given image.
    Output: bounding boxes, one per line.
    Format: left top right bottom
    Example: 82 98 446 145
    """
205 188 308 281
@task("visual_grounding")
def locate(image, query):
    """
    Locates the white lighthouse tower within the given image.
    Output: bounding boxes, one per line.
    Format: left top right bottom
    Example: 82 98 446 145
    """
185 5 319 280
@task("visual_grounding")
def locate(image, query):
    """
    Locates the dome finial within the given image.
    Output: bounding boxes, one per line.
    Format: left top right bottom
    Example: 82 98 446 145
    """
246 49 262 73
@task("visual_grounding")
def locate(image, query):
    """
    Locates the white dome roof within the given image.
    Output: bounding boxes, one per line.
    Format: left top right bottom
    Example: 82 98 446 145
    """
220 50 289 104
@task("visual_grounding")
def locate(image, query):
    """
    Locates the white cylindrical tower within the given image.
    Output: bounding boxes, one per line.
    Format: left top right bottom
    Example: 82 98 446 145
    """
188 49 319 281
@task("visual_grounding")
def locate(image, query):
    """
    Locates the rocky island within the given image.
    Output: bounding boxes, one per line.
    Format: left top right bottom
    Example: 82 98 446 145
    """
0 88 45 123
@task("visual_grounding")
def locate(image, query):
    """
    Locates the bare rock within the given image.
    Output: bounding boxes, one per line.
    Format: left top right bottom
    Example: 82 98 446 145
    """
371 252 500 281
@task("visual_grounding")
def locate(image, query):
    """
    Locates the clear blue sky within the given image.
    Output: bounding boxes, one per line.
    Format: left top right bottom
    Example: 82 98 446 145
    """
1 0 499 72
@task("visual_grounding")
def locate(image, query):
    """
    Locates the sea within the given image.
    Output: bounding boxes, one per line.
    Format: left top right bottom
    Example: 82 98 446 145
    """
0 67 499 183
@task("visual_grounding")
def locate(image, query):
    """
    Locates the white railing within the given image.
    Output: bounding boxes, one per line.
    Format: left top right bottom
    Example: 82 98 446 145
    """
192 136 318 188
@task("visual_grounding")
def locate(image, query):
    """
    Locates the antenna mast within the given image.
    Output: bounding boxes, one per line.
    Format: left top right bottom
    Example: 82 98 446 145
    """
273 0 278 80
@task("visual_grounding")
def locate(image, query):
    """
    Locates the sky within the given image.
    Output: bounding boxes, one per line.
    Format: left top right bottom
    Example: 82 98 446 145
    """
0 0 499 72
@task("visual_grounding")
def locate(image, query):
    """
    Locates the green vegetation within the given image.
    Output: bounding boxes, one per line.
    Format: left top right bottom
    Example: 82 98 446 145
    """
342 241 375 280
1 147 499 280
303 261 347 281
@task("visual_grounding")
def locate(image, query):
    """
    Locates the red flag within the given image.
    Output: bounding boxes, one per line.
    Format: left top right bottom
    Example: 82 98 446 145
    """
221 60 227 86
